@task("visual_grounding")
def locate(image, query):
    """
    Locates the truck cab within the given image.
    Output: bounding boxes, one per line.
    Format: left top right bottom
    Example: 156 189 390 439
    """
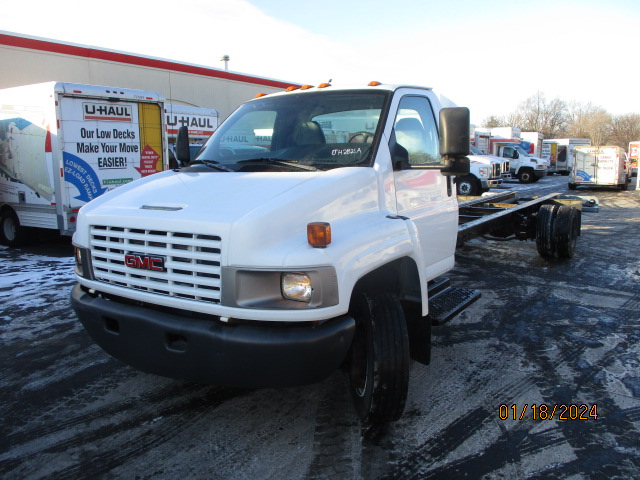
71 83 472 423
497 143 548 183
455 145 504 195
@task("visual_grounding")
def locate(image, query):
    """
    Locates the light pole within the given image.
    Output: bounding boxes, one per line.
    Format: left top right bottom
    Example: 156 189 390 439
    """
220 55 230 70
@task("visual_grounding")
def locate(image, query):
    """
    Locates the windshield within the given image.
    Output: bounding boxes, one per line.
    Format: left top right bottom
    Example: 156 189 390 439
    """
514 146 531 157
469 145 486 155
193 90 389 172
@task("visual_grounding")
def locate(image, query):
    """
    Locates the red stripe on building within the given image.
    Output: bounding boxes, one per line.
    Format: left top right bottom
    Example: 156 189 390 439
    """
0 32 297 89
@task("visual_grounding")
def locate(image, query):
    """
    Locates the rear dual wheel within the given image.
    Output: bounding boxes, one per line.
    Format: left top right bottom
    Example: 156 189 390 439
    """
536 204 580 258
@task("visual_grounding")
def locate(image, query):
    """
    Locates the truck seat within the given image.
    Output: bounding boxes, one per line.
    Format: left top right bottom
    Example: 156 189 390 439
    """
294 121 326 145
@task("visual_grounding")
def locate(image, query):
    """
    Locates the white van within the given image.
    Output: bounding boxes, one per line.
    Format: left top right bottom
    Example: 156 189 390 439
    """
569 146 631 190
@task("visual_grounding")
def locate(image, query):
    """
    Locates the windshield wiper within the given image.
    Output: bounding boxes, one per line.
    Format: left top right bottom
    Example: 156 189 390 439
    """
192 159 234 172
237 158 320 172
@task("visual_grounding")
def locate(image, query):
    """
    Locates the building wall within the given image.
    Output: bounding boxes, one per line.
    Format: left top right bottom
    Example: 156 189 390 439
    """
0 31 296 121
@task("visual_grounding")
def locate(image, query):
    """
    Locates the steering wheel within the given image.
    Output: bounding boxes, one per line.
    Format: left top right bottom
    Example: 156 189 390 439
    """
348 131 374 143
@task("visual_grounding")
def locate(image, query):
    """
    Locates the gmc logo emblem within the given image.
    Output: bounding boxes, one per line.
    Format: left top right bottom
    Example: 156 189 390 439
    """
124 254 166 272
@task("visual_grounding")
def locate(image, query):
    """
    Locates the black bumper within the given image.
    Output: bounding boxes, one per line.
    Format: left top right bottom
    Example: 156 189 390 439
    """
71 284 355 388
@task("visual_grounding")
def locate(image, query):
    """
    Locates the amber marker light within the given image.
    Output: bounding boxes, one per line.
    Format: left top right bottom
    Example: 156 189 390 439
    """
368 81 381 86
285 86 300 92
318 83 332 88
307 222 331 248
255 92 268 98
300 85 314 90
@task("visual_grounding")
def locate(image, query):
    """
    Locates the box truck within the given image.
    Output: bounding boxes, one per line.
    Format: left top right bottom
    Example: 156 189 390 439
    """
521 132 544 157
628 141 639 177
165 104 219 166
545 138 591 175
0 82 165 246
569 145 630 190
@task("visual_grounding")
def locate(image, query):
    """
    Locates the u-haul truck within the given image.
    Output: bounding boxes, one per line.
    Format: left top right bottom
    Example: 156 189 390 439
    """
0 82 165 246
165 104 219 166
569 145 630 190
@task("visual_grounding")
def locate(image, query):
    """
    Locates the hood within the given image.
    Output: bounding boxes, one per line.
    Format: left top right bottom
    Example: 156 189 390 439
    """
82 168 322 225
76 167 381 267
468 154 494 165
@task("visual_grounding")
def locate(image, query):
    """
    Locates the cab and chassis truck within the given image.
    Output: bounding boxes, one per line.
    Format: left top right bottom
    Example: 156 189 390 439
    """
71 83 582 423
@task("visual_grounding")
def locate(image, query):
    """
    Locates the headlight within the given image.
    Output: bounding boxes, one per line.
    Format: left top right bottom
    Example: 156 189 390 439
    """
479 167 489 177
281 273 313 303
74 246 84 277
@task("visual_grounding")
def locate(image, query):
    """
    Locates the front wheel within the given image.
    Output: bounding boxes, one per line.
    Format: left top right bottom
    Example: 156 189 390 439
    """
456 175 480 196
347 291 410 424
518 168 535 183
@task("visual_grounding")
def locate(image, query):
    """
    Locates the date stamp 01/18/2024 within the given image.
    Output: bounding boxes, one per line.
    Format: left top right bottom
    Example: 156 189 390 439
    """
499 404 599 421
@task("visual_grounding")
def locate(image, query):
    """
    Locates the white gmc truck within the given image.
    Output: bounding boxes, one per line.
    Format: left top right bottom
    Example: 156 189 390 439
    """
71 83 579 423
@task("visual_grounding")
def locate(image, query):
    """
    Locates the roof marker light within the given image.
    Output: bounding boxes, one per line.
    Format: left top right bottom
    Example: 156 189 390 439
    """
285 86 300 92
368 81 382 86
318 83 331 88
255 92 268 98
300 85 314 90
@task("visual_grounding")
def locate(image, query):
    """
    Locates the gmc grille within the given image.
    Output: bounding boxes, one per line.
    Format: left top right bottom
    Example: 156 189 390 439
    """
89 226 222 303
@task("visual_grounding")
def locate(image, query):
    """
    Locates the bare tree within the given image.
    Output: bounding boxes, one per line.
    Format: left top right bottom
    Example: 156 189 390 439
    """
481 115 506 128
609 113 640 150
508 91 568 137
566 103 612 146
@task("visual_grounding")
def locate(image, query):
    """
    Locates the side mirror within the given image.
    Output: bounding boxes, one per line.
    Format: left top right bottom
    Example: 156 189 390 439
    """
175 126 191 165
512 151 519 159
439 107 470 176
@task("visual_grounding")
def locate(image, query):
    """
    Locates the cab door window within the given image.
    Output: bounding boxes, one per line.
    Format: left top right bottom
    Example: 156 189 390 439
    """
391 96 440 166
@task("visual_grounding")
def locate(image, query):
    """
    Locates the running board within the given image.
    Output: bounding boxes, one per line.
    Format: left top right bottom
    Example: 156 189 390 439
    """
428 278 481 326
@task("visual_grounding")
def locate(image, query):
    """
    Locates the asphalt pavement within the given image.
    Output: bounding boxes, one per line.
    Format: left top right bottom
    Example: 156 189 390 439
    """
1 174 639 479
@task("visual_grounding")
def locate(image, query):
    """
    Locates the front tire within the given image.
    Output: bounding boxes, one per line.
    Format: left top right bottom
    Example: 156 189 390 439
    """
347 291 409 424
518 168 535 183
456 175 480 196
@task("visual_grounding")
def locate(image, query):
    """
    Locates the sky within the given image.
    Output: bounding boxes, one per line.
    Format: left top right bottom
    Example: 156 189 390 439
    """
1 0 639 124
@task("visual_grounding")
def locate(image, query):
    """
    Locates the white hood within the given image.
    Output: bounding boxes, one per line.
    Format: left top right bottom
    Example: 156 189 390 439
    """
76 167 381 267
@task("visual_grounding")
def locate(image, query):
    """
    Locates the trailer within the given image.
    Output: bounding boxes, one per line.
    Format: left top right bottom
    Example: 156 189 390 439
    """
0 81 165 246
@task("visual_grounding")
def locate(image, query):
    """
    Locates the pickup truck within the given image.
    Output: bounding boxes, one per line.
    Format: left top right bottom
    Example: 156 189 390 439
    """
70 82 578 423
454 145 506 196
496 143 548 183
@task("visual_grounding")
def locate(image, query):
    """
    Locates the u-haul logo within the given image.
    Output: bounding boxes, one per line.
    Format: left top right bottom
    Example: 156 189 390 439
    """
124 253 165 272
83 102 133 122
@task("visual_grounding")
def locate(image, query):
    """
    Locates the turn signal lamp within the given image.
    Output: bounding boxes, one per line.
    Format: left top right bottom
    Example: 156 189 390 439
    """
307 222 331 248
368 81 381 86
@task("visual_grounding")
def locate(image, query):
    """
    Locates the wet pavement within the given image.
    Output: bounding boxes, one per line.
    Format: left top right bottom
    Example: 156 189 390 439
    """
1 175 639 479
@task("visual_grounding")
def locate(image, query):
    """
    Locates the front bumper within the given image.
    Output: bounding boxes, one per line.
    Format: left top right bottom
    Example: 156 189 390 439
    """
481 178 503 189
534 169 547 178
71 284 355 388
